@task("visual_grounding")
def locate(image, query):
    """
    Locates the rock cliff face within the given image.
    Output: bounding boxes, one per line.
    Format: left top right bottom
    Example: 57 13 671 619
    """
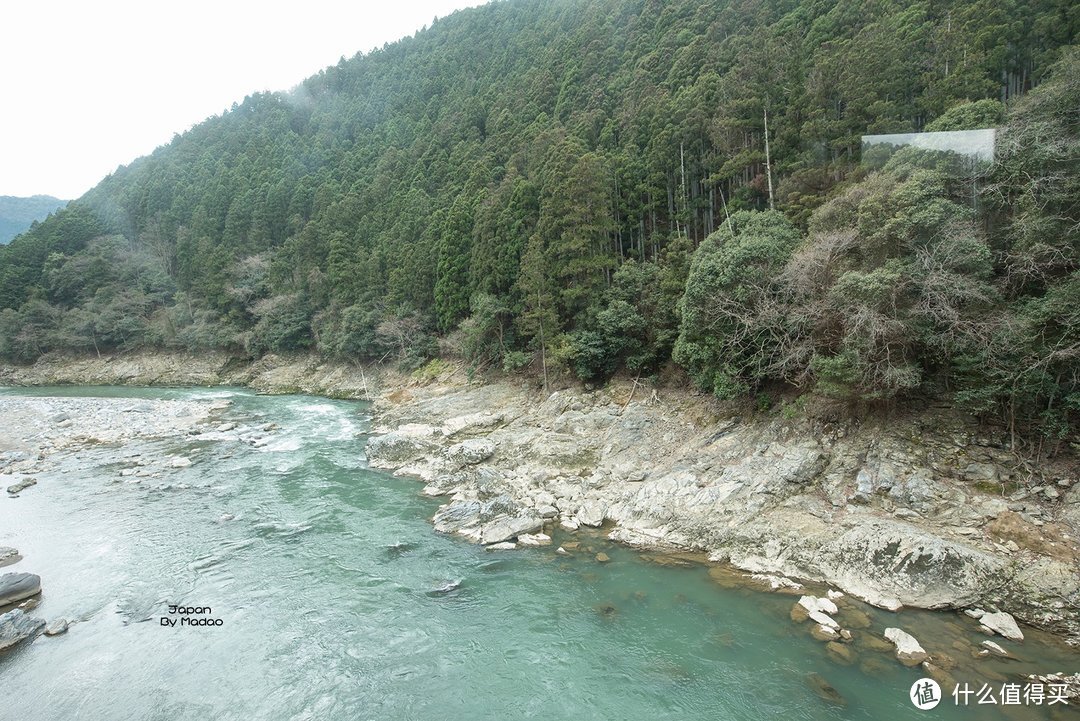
365 378 1079 641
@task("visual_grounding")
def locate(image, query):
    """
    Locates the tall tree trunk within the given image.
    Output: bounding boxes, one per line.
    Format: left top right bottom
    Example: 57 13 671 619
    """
763 107 775 211
537 289 548 393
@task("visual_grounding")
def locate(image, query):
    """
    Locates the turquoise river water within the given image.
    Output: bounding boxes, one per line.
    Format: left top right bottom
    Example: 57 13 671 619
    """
0 387 1076 720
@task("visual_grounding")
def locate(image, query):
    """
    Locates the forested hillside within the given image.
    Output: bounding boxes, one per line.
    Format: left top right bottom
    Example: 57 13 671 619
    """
0 196 67 244
0 0 1076 442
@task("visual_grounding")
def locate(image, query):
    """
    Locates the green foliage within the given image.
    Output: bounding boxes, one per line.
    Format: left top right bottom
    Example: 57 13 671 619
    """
249 294 313 355
459 292 514 367
673 211 801 397
924 99 1006 131
434 197 476 332
501 350 531 373
0 0 1074 439
412 358 452 383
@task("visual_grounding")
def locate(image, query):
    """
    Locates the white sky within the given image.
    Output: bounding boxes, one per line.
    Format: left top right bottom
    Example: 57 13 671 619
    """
0 1 485 199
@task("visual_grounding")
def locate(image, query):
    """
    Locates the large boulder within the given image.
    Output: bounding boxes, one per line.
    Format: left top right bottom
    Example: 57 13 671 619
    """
44 618 69 637
0 573 41 607
432 494 543 546
446 439 496 466
441 412 504 437
0 609 46 651
884 627 928 666
365 424 438 467
979 611 1024 642
791 595 839 621
480 515 544 545
577 501 606 528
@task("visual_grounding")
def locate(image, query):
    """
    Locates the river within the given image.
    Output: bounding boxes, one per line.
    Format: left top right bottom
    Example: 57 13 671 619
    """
0 387 1075 720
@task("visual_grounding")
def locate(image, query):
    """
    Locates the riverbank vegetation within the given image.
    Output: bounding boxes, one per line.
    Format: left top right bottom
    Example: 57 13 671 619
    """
0 0 1076 442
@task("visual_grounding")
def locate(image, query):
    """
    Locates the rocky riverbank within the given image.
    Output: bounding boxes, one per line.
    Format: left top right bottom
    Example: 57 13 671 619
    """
3 352 1080 647
363 372 1080 646
0 388 285 653
0 351 379 398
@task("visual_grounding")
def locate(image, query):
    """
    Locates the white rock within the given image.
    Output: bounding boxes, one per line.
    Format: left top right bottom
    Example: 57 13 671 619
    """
577 501 605 527
446 439 496 466
170 457 192 468
441 412 503 437
808 610 840 630
964 608 986 619
797 595 838 616
981 640 1011 657
216 422 236 432
751 574 803 592
884 627 928 666
812 623 840 641
979 611 1024 642
517 533 552 547
485 542 517 551
480 515 543 545
560 517 580 531
827 590 844 601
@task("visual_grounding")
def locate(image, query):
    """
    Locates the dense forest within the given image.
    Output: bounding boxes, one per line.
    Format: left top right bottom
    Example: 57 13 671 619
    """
0 0 1077 443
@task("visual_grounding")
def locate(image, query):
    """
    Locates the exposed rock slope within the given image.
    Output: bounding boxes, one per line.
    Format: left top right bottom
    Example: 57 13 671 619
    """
366 377 1079 640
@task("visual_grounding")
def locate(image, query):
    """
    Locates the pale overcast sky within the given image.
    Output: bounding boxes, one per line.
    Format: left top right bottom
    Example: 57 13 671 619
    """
0 1 485 199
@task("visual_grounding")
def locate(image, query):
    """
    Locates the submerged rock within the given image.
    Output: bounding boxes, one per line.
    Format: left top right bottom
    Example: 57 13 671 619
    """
428 580 462 595
6 477 37 495
807 672 846 706
812 624 840 641
0 547 21 568
884 627 928 666
0 573 41 607
384 542 416 557
826 641 855 665
44 618 69 636
595 602 618 618
0 609 46 650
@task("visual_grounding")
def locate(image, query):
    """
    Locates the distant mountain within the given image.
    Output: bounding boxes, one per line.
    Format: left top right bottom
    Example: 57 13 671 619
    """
0 195 68 244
